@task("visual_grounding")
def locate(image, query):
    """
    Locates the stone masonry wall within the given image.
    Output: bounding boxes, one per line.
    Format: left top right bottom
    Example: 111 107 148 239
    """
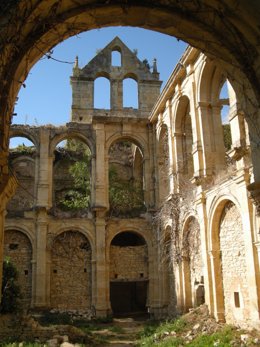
50 231 92 310
110 245 148 280
186 218 203 289
219 202 250 323
4 230 32 309
7 156 35 212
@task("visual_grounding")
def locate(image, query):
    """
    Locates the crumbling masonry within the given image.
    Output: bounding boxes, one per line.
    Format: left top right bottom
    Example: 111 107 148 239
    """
5 38 260 328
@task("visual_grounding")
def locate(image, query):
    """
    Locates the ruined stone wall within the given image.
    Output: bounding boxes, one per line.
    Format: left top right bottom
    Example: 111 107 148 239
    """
110 245 148 280
219 202 250 323
7 156 35 213
50 231 92 310
186 218 203 289
53 157 75 207
4 230 32 308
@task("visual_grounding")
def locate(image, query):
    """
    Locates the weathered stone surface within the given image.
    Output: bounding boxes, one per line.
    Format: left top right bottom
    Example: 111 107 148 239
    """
2 35 260 328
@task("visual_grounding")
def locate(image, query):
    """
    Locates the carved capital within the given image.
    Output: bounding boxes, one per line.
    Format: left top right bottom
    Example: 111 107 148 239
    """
247 182 260 215
228 142 248 161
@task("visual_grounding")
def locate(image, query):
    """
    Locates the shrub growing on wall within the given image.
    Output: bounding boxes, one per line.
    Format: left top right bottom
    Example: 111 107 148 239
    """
0 257 21 313
56 139 91 211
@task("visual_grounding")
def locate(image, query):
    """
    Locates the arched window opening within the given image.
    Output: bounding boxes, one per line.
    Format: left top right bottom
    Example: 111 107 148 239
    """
112 50 121 67
109 139 145 217
175 96 194 181
110 231 148 315
123 78 138 108
7 137 36 214
9 137 35 150
94 77 110 109
111 232 145 246
219 80 232 151
53 138 91 214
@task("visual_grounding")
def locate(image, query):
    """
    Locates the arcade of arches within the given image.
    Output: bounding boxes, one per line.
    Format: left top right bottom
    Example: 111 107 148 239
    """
1 1 260 329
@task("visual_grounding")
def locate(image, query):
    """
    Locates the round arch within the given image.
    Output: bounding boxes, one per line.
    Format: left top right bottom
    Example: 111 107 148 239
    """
198 58 227 104
3 227 34 308
9 130 39 152
107 228 150 252
123 73 138 82
4 225 34 252
49 131 94 156
48 226 94 253
208 194 241 251
173 95 191 133
106 134 147 158
208 196 250 323
95 71 111 80
0 2 259 191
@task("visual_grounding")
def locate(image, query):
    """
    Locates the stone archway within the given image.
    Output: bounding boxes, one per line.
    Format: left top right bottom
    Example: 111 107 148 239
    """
210 200 250 324
219 201 250 324
4 229 33 309
109 231 148 315
1 2 260 156
1 0 260 310
50 230 92 310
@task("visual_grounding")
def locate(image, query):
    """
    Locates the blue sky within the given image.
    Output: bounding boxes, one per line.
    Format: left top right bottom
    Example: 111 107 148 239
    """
13 27 188 129
11 26 229 148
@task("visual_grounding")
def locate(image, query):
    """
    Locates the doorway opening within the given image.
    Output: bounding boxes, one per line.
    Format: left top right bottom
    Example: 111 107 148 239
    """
110 231 148 316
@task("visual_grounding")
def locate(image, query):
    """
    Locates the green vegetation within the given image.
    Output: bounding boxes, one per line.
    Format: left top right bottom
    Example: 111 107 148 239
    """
137 315 259 347
9 143 36 156
57 139 91 211
109 165 145 217
0 257 21 314
223 123 232 151
137 318 187 347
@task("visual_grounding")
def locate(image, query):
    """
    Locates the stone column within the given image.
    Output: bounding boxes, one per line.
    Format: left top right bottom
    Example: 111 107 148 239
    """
181 255 192 311
94 210 110 316
93 123 109 316
166 100 174 194
147 123 156 207
34 128 52 307
111 80 122 110
195 192 214 316
196 102 214 177
94 123 108 209
34 207 48 307
36 128 52 208
211 104 226 172
209 249 225 322
149 242 168 318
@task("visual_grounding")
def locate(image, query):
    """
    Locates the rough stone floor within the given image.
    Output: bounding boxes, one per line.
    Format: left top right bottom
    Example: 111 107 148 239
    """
95 317 145 346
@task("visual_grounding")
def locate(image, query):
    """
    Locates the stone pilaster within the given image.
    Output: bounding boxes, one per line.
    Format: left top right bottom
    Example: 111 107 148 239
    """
94 210 110 316
36 128 52 208
195 192 214 316
94 124 108 209
34 207 48 307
